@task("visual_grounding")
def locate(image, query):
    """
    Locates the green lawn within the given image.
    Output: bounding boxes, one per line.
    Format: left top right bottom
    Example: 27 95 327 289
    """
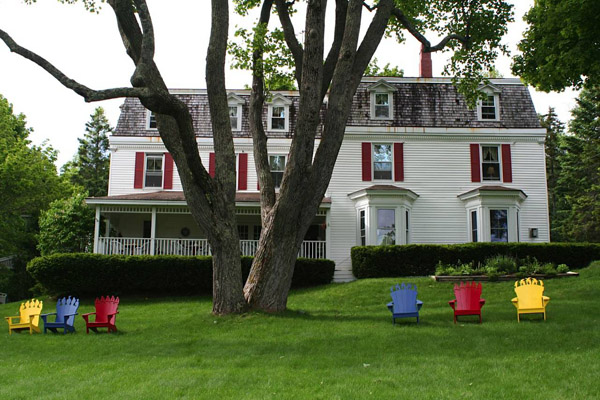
1 264 599 400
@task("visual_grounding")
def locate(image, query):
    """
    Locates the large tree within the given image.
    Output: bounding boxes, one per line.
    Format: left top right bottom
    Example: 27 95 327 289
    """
62 107 112 197
512 0 600 91
1 0 513 314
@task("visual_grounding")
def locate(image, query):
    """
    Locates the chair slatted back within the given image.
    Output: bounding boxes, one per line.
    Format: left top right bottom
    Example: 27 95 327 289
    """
390 283 418 314
94 296 119 323
56 297 79 326
514 278 545 309
454 282 482 311
19 299 43 326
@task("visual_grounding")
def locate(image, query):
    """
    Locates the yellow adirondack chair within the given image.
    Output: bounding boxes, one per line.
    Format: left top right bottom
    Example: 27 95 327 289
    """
5 299 43 335
512 278 550 322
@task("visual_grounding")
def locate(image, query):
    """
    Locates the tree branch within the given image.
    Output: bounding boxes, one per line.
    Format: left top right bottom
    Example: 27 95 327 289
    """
321 0 347 99
0 28 148 102
391 7 469 52
132 0 155 63
353 0 394 76
107 0 144 63
274 0 304 85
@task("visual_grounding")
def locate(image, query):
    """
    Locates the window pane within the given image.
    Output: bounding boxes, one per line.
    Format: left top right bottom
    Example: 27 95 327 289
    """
471 210 478 242
229 106 238 129
375 105 390 118
481 95 496 119
482 146 500 181
375 93 389 105
377 209 395 245
490 209 508 242
271 106 286 130
360 210 366 246
145 155 163 187
373 144 392 180
270 155 285 188
237 225 249 240
149 112 157 129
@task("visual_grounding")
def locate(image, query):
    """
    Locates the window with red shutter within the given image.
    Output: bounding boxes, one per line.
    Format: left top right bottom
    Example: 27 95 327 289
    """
361 143 372 181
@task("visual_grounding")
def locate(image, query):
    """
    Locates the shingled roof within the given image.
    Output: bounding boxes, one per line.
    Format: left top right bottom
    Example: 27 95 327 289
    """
114 77 540 137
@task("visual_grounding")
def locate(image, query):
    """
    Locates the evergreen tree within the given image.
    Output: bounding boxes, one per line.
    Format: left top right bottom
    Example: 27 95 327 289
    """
67 107 112 197
539 107 565 240
557 85 600 242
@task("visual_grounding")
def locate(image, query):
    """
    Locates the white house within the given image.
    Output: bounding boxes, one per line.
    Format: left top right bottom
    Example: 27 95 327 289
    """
87 74 549 281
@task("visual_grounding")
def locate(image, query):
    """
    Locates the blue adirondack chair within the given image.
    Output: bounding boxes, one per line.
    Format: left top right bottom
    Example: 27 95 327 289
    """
387 283 423 324
41 296 79 334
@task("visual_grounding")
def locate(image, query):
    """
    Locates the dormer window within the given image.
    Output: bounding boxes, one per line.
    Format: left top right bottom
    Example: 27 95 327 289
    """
477 84 501 121
147 111 157 129
367 79 396 121
227 93 245 131
267 94 292 132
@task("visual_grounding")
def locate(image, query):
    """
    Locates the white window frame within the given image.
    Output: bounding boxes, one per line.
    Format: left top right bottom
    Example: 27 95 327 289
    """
372 143 394 181
489 208 509 243
146 110 158 130
269 154 286 189
477 85 501 121
367 79 396 121
481 145 502 182
267 94 292 132
144 153 164 188
227 93 245 132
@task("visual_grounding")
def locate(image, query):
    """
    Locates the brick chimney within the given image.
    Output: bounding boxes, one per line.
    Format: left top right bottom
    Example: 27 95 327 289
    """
419 44 432 78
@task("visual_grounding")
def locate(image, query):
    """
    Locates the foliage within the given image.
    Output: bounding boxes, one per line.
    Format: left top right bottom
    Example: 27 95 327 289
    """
539 107 566 240
513 0 600 91
0 94 71 258
364 58 404 77
61 107 112 197
549 85 600 242
351 242 600 278
27 254 335 297
435 254 566 278
37 193 95 256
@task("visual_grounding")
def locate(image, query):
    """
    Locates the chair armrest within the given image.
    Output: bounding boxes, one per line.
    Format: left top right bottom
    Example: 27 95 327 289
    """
5 316 20 323
416 300 423 306
81 312 96 323
480 298 486 306
542 296 550 306
41 312 57 317
448 299 456 310
511 297 518 308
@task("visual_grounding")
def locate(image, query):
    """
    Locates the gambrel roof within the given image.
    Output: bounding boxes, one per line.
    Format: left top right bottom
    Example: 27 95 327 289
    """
114 78 540 138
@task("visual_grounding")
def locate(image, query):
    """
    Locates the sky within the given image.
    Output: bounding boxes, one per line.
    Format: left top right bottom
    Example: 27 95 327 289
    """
0 0 580 168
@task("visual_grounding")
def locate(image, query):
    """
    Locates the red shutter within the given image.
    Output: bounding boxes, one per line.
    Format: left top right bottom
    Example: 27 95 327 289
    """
470 144 481 183
393 143 404 182
238 153 248 190
361 143 372 181
209 152 215 178
134 152 145 188
502 144 512 183
163 153 174 189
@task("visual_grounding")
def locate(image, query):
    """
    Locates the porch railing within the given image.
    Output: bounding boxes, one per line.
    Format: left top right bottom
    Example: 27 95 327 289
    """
97 237 326 259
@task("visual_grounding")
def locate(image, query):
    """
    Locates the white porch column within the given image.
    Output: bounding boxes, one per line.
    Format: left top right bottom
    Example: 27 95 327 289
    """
93 207 101 253
325 209 331 260
150 207 157 255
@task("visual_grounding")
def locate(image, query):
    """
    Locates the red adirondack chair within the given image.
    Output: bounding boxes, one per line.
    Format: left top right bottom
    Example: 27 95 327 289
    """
82 296 120 333
448 282 486 323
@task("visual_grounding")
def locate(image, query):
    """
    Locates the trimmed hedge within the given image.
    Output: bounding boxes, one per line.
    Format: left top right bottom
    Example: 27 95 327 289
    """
351 242 600 279
27 254 335 297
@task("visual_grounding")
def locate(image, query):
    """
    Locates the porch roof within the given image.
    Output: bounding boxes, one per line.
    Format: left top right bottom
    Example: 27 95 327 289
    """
86 191 332 207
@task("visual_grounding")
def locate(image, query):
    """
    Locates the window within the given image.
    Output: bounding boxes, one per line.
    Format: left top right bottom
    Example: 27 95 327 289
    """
377 209 396 245
238 225 249 240
481 146 501 181
368 79 396 120
359 210 366 246
481 94 497 120
373 144 393 180
148 111 157 129
374 93 391 118
145 154 163 187
490 209 508 242
229 106 241 131
471 210 478 242
405 210 410 244
269 155 286 188
253 225 262 241
271 106 286 130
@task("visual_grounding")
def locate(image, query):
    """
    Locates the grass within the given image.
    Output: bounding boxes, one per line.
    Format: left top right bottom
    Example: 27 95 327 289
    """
1 263 599 400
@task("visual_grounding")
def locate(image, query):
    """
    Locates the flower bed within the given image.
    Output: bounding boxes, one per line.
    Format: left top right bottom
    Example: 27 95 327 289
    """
432 254 579 282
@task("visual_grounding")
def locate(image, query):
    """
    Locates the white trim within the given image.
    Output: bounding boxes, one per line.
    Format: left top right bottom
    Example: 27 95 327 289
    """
368 80 396 121
267 96 291 132
343 126 546 136
477 87 500 121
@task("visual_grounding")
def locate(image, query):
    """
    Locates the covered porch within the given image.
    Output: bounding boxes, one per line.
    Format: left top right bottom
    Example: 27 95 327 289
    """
87 191 330 259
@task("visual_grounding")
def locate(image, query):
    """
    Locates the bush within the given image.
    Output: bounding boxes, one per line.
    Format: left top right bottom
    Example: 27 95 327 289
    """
27 254 335 297
351 242 600 279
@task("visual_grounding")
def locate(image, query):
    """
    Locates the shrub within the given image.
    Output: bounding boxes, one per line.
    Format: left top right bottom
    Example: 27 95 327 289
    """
557 264 570 273
484 254 518 274
27 254 335 297
351 242 597 279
